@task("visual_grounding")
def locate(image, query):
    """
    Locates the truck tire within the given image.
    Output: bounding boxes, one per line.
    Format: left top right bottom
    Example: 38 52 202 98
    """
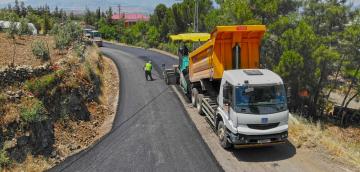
196 94 204 115
191 88 198 107
164 72 169 85
217 121 232 149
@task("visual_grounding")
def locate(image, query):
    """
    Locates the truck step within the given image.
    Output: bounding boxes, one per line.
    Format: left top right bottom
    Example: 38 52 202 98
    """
205 117 216 131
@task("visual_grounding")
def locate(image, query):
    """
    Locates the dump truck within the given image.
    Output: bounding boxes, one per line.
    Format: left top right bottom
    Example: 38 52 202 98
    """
164 25 289 149
90 30 103 47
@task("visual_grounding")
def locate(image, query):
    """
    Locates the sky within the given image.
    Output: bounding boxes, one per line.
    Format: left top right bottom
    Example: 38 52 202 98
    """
0 0 177 14
0 0 359 14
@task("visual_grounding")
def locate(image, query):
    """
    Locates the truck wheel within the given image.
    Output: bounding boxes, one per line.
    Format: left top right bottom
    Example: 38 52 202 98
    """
196 94 204 115
164 72 169 85
191 88 198 107
217 121 232 149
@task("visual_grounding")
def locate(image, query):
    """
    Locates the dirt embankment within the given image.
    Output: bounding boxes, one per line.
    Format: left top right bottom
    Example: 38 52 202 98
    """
0 34 119 171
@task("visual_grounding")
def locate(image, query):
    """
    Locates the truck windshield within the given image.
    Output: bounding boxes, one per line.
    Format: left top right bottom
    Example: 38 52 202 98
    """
234 85 287 114
92 32 101 38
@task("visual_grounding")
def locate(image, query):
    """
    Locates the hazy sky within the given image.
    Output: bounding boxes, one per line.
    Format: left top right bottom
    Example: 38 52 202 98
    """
0 0 177 13
0 0 359 14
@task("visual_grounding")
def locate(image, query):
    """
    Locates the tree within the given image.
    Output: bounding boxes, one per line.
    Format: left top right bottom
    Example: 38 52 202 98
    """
18 17 33 36
96 8 101 21
338 22 360 125
6 13 18 67
275 50 304 108
311 45 340 116
97 18 114 39
249 0 300 25
150 4 170 41
146 26 160 47
84 8 94 25
14 0 20 16
54 6 59 18
220 0 257 24
20 1 27 17
41 13 51 34
106 7 113 24
69 11 75 20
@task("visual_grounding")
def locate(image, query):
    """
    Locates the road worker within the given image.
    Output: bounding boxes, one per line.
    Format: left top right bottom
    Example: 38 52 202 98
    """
144 60 153 81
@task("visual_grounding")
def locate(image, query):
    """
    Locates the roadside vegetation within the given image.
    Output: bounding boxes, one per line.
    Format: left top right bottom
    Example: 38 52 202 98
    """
289 115 360 168
0 2 119 171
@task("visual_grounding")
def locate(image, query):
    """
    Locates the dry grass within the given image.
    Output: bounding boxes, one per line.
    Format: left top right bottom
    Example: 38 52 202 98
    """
0 33 66 68
289 115 360 169
4 155 53 172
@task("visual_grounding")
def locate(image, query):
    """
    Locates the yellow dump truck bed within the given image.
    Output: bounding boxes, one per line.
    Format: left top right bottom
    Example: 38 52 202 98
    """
189 25 266 82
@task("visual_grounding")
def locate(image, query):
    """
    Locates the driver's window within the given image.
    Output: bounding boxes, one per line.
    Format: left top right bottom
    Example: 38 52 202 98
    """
223 82 233 106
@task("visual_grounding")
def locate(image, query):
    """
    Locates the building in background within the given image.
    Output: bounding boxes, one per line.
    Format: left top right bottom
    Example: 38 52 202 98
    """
112 13 150 27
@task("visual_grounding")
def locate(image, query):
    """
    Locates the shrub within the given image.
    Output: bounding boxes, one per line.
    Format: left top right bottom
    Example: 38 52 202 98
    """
54 30 71 53
158 43 178 55
6 15 18 40
74 42 86 60
0 149 11 167
135 41 149 49
20 99 47 123
18 17 33 35
52 21 83 53
31 40 50 61
25 73 57 96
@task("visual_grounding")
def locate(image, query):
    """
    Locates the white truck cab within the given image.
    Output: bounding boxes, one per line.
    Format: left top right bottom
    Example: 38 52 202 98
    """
218 69 288 147
198 69 289 148
90 30 103 47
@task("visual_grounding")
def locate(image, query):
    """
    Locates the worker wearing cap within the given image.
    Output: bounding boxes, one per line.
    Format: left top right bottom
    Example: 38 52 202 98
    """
144 61 153 81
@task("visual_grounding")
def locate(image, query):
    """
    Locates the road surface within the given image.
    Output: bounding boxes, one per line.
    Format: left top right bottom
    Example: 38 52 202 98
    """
50 42 222 172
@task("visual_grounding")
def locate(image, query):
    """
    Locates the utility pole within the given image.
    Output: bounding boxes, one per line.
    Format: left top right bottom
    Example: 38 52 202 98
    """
118 4 121 16
194 0 199 32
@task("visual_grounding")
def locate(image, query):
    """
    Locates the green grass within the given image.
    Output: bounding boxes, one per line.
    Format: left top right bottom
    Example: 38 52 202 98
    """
25 73 57 96
0 94 5 105
20 99 47 123
0 149 11 167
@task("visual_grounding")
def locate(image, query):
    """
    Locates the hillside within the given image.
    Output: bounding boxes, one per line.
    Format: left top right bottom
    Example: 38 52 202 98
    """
0 32 119 171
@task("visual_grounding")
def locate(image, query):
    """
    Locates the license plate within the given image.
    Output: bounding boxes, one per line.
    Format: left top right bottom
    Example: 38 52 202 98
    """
258 139 271 144
261 118 268 124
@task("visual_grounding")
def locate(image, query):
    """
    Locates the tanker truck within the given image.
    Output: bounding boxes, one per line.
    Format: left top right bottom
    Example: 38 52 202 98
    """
164 25 289 149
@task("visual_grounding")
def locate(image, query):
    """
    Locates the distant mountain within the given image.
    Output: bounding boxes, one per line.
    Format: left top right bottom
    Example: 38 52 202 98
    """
0 0 176 14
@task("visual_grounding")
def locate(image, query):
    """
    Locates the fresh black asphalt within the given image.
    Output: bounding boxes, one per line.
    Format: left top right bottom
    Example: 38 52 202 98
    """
49 42 223 172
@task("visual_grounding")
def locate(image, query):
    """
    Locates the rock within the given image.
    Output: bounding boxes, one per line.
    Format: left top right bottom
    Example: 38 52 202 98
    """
3 138 17 149
29 120 55 155
69 144 79 151
0 64 52 88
